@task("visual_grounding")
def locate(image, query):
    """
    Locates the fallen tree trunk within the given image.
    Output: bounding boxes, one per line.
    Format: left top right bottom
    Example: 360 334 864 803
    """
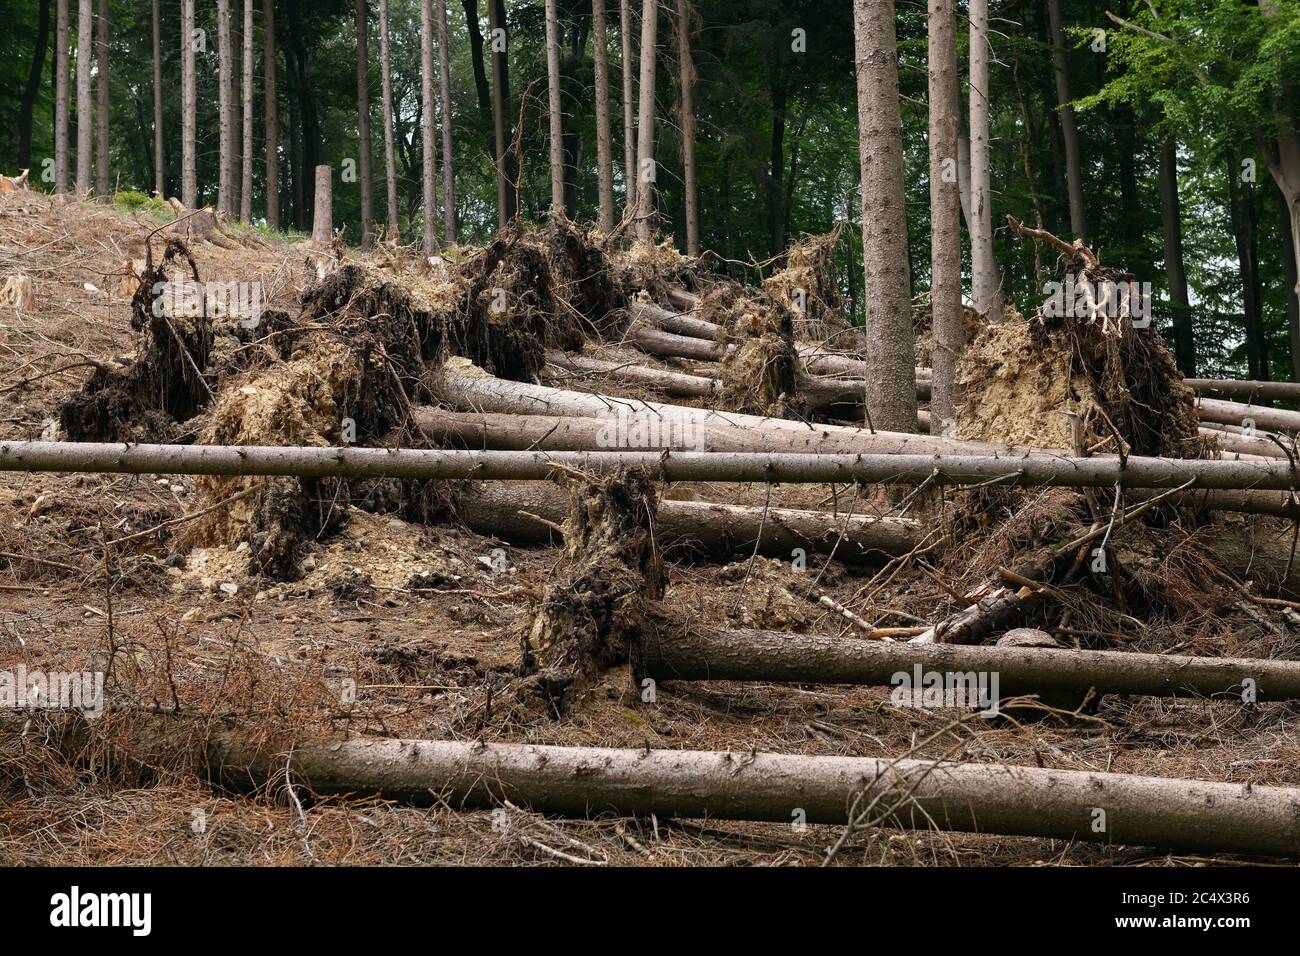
1200 425 1289 459
546 350 717 399
638 627 1300 701
1186 379 1300 403
200 733 1300 856
625 324 726 362
1195 398 1300 434
456 481 919 560
6 441 1300 492
628 300 721 340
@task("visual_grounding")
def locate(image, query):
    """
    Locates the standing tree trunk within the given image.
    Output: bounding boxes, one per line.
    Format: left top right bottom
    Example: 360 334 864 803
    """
1228 156 1268 381
544 0 566 216
620 0 637 220
437 0 457 243
853 0 917 434
634 0 658 241
1047 0 1086 239
239 0 254 221
55 0 69 194
355 0 375 249
1159 141 1194 377
968 0 1002 319
927 0 961 436
488 0 510 227
75 0 92 193
378 0 400 238
18 0 51 172
1282 198 1300 382
94 0 108 199
181 0 196 208
312 165 332 242
592 0 616 234
676 0 698 255
151 0 164 197
421 0 439 252
217 0 234 214
263 0 279 227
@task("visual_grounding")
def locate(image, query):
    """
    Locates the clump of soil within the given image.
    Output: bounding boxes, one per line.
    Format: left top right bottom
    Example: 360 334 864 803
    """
717 294 807 417
956 244 1201 459
763 226 864 349
614 238 697 302
912 294 986 369
542 215 629 340
521 469 664 714
60 238 213 441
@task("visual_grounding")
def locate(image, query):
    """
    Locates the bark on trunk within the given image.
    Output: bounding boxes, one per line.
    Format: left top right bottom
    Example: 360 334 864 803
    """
634 0 658 240
152 0 165 198
240 0 255 222
1187 379 1300 403
75 0 92 193
55 0 70 194
1196 397 1300 434
436 0 457 243
180 0 196 208
199 734 1300 857
263 0 279 227
640 627 1300 702
630 300 720 339
421 0 438 252
676 0 698 255
544 0 566 215
968 0 1002 319
217 0 234 214
927 0 961 436
488 0 510 227
94 0 108 199
9 441 1300 493
1282 196 1300 382
852 0 917 433
1159 141 1194 376
592 0 616 234
355 0 374 249
454 481 918 561
311 164 332 242
378 0 400 237
619 0 637 219
1047 0 1086 239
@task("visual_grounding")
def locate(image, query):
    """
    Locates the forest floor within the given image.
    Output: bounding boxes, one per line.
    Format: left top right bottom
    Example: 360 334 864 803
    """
1 190 1298 867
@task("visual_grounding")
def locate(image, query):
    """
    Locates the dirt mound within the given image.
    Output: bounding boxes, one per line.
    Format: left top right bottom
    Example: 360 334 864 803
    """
763 226 864 349
956 236 1200 459
717 293 806 417
522 469 664 715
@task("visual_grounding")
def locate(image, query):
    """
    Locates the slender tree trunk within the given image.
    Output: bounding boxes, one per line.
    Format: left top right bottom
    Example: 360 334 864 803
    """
1228 156 1267 381
312 164 332 242
634 0 658 241
674 0 698 254
1282 197 1300 381
239 0 254 221
544 0 566 215
767 74 786 257
181 0 196 208
55 0 70 194
853 0 916 433
927 0 961 437
592 0 616 234
487 0 510 227
75 0 91 193
968 0 1002 319
263 0 278 227
151 0 164 197
1047 0 1086 239
19 0 52 173
1159 141 1194 376
620 0 637 219
354 0 375 248
217 0 234 213
436 0 457 243
94 0 108 199
376 0 400 238
421 0 438 252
